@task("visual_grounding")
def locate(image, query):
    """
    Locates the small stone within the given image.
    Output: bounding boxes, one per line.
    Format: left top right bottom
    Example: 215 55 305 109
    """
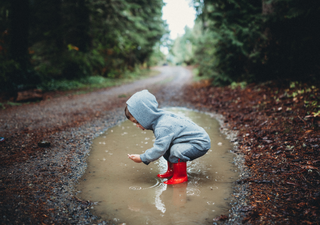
38 141 51 147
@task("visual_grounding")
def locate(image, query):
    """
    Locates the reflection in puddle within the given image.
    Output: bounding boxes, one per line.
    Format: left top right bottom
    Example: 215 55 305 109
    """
77 108 238 224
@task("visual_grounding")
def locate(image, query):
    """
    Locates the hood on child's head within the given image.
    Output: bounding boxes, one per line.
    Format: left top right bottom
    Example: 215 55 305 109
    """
126 90 163 130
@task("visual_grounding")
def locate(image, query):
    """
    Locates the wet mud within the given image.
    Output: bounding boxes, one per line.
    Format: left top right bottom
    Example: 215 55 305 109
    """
77 108 238 224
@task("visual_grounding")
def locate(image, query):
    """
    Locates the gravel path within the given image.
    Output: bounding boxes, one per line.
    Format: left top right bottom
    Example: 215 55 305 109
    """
0 66 249 225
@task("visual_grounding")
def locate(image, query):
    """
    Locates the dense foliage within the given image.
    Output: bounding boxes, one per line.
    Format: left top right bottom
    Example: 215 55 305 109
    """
255 0 320 82
0 0 167 91
174 0 320 85
170 26 196 65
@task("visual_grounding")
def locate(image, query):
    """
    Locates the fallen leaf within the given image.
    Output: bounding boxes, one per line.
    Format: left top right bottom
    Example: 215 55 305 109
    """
286 182 299 186
301 165 318 170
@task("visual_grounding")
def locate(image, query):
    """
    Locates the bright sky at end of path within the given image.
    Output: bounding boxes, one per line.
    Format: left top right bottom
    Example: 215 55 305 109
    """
162 0 196 40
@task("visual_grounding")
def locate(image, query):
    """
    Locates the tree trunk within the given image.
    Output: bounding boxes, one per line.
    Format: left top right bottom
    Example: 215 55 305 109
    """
52 0 64 51
73 0 91 52
10 0 29 70
262 0 273 41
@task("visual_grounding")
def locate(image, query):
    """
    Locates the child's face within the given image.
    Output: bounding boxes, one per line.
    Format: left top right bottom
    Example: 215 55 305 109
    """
129 117 145 130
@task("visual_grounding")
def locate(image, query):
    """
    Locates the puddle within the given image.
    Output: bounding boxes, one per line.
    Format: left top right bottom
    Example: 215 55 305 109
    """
77 108 238 224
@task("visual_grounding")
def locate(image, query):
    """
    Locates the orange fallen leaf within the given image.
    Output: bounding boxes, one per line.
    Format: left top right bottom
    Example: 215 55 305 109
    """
301 165 318 170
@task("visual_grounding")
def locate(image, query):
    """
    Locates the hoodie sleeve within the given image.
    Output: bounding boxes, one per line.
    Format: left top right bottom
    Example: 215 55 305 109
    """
140 127 175 165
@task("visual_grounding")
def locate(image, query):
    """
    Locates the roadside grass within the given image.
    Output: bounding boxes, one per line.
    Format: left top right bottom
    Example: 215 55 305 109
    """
39 68 160 92
0 68 160 109
192 67 212 82
0 101 26 110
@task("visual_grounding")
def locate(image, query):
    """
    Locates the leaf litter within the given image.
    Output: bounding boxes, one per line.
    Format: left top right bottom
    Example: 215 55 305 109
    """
1 73 319 224
183 79 320 224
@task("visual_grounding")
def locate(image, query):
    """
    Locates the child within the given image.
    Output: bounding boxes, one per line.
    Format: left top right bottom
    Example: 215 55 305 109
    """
125 90 211 185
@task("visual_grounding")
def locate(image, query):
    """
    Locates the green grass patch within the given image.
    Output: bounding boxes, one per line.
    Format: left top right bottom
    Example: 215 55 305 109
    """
38 68 160 92
0 68 161 110
0 103 5 109
122 68 160 81
0 101 24 110
192 68 212 82
7 101 23 106
230 81 247 90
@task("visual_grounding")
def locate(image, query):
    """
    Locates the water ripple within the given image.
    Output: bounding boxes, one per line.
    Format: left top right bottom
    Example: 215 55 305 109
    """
143 178 162 189
129 178 163 191
186 188 201 196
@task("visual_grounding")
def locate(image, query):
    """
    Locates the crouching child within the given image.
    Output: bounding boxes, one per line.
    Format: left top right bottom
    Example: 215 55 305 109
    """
125 90 211 185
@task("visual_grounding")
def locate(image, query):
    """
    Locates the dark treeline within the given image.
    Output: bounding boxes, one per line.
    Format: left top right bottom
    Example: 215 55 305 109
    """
0 0 166 91
2 0 319 92
174 0 320 85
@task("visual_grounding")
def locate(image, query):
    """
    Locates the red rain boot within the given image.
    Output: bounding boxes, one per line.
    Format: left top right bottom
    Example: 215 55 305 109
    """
157 161 173 178
164 159 188 185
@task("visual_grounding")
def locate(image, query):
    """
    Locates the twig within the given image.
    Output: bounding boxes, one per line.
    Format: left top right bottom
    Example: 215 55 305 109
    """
300 173 315 187
298 115 306 124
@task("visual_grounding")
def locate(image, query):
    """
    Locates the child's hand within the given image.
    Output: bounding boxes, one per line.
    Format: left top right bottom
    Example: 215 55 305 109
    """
128 154 142 163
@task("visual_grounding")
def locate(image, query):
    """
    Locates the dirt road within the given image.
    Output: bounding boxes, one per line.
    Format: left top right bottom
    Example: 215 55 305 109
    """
0 66 191 135
4 66 240 225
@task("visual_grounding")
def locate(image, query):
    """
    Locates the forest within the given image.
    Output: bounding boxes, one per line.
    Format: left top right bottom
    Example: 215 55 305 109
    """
0 0 167 92
1 1 320 224
1 0 320 91
173 0 320 85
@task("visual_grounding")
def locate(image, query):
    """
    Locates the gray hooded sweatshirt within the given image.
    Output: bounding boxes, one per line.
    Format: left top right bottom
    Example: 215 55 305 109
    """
126 90 211 165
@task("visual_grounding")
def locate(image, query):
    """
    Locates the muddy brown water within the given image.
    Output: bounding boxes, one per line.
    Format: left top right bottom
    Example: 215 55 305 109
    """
77 108 238 224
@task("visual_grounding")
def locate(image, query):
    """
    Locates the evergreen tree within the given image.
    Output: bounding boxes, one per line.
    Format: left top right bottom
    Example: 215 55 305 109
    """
191 0 320 85
0 0 167 90
171 26 195 65
10 0 29 72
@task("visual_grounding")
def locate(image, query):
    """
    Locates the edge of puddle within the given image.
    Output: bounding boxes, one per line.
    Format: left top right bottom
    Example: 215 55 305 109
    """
73 107 251 225
3 105 250 225
203 109 251 224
